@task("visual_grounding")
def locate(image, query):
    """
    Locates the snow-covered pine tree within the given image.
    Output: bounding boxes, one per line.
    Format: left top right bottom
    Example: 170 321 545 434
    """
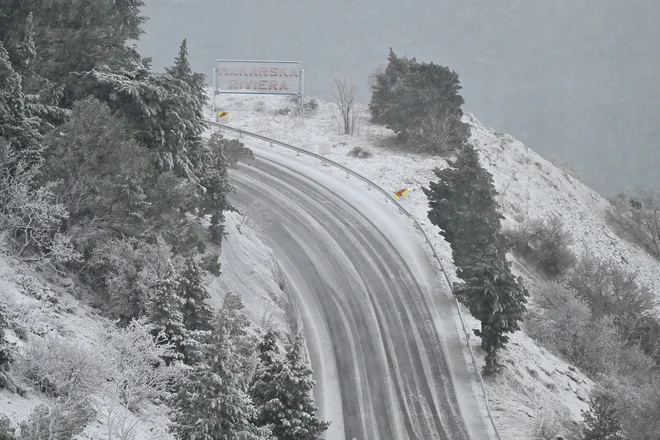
368 48 414 124
179 256 213 332
3 0 147 106
165 38 208 177
369 48 467 149
424 143 528 374
424 143 506 269
13 13 68 130
148 262 185 363
249 330 282 415
166 38 208 110
251 333 330 440
170 298 271 440
454 246 528 374
199 132 235 243
81 56 198 178
178 255 214 365
582 391 625 440
0 41 42 165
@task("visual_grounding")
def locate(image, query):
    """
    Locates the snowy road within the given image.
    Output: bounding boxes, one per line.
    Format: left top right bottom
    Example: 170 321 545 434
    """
228 143 492 440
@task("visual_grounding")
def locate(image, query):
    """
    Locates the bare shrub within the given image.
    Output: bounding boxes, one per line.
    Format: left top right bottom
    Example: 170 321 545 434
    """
274 107 291 116
607 375 660 440
567 253 657 342
527 282 621 376
529 281 656 380
17 335 108 400
347 146 372 159
329 73 358 135
0 144 72 261
18 400 96 440
95 398 141 440
533 409 564 440
523 389 576 440
289 96 318 116
254 100 266 112
607 188 660 260
510 214 576 277
103 318 183 411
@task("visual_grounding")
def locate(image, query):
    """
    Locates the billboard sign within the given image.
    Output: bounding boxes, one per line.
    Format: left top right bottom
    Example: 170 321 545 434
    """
215 60 302 96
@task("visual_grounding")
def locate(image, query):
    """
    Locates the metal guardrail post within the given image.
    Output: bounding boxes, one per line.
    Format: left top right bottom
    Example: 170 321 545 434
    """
207 121 503 440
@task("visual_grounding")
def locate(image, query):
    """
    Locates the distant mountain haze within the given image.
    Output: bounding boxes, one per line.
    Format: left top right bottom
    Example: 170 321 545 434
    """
138 0 660 196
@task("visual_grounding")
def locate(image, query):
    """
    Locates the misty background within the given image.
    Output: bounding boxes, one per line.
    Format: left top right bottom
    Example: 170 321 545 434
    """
138 0 659 197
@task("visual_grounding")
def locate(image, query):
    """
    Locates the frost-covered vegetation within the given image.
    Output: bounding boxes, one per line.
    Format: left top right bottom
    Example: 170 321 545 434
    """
0 1 326 437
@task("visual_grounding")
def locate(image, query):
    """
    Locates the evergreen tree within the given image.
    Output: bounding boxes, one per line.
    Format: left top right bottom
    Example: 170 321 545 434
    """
423 144 505 268
80 56 194 176
7 12 37 76
582 392 625 440
424 144 528 373
165 38 208 177
179 256 213 332
217 293 259 389
0 0 147 106
369 48 467 149
454 247 528 373
170 299 270 440
251 333 330 440
0 41 42 164
369 48 414 123
178 255 214 364
149 263 185 363
200 133 235 243
15 13 68 130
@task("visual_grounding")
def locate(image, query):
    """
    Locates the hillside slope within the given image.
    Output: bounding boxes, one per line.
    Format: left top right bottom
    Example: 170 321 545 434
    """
208 93 660 439
0 214 290 437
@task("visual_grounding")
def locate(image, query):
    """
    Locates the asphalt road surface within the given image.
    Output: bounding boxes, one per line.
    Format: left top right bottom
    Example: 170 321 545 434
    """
229 152 491 440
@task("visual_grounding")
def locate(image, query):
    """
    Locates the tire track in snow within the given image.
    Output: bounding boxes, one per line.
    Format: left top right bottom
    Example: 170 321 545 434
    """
230 157 473 440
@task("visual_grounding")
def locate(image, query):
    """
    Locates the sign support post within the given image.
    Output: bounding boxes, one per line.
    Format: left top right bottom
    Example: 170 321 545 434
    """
300 69 305 124
212 67 218 122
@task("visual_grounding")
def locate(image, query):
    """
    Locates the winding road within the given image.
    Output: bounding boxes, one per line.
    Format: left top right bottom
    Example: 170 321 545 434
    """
228 142 492 440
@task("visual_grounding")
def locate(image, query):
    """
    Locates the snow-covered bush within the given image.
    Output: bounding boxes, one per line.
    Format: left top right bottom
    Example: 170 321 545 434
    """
18 400 96 440
567 253 658 349
16 334 108 400
527 282 655 378
214 135 254 168
510 214 576 277
289 95 318 116
606 375 660 440
103 318 183 411
347 146 372 159
0 144 73 261
0 415 16 440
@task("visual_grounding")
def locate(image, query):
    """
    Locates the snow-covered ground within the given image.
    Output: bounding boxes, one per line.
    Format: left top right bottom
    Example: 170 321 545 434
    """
0 216 290 437
207 92 660 439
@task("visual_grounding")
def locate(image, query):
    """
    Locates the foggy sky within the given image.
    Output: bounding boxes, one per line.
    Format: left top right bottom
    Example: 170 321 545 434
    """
138 0 660 196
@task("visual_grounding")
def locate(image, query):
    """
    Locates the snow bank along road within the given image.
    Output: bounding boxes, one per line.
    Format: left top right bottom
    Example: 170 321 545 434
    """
228 140 491 440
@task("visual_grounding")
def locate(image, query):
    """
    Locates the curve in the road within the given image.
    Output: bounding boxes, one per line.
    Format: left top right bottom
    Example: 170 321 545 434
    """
230 155 484 440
